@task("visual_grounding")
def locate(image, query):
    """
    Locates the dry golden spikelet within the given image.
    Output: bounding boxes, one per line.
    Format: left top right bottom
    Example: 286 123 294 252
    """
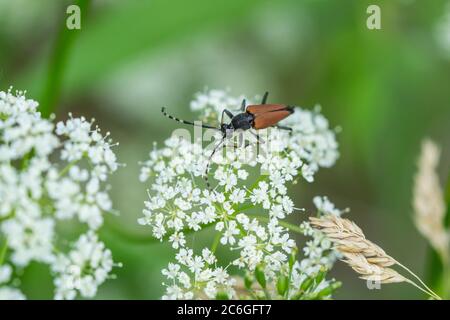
341 252 406 284
413 139 449 264
309 215 396 267
309 215 441 299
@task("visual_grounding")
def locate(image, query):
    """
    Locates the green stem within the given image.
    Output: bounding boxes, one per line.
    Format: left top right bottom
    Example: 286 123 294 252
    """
59 159 79 177
102 202 256 244
285 251 297 299
246 175 266 197
109 167 268 245
0 212 14 223
443 174 450 298
444 172 450 228
442 267 450 299
21 150 34 170
0 239 8 266
39 0 90 118
254 215 303 235
101 217 186 245
235 203 255 213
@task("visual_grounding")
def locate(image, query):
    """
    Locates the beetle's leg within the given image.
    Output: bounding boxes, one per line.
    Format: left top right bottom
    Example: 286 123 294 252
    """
236 131 249 148
221 109 234 125
241 99 247 111
261 91 269 104
224 132 250 149
249 130 265 145
223 131 248 149
204 136 226 190
228 142 251 150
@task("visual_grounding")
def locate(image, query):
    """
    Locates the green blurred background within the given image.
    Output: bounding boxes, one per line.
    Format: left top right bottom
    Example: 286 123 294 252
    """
1 0 449 299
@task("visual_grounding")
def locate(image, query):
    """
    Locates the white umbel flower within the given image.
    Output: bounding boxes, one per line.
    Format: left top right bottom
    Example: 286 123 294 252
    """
0 287 26 300
1 214 55 266
52 232 115 300
140 89 341 299
0 88 120 299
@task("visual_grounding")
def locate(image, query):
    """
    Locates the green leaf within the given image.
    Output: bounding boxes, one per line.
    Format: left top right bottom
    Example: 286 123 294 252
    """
425 174 450 297
255 265 266 289
300 276 313 292
215 292 229 300
314 267 327 285
15 0 263 111
426 245 447 295
276 275 288 296
444 173 450 228
317 281 342 299
289 248 297 269
39 0 90 117
244 272 253 290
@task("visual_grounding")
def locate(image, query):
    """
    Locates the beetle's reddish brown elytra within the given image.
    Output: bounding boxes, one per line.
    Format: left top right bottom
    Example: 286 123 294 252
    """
161 92 295 188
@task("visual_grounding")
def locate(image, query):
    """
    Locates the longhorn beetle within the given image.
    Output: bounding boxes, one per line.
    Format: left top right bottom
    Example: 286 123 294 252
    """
161 91 294 189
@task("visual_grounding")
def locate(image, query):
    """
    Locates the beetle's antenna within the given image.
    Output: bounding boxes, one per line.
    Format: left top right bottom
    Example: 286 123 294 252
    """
240 99 246 111
204 136 226 190
161 107 220 130
261 91 269 104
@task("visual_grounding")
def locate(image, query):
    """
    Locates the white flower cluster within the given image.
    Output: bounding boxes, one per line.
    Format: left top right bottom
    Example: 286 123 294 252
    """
139 89 341 299
52 232 115 300
0 89 119 300
162 248 236 299
189 89 247 123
